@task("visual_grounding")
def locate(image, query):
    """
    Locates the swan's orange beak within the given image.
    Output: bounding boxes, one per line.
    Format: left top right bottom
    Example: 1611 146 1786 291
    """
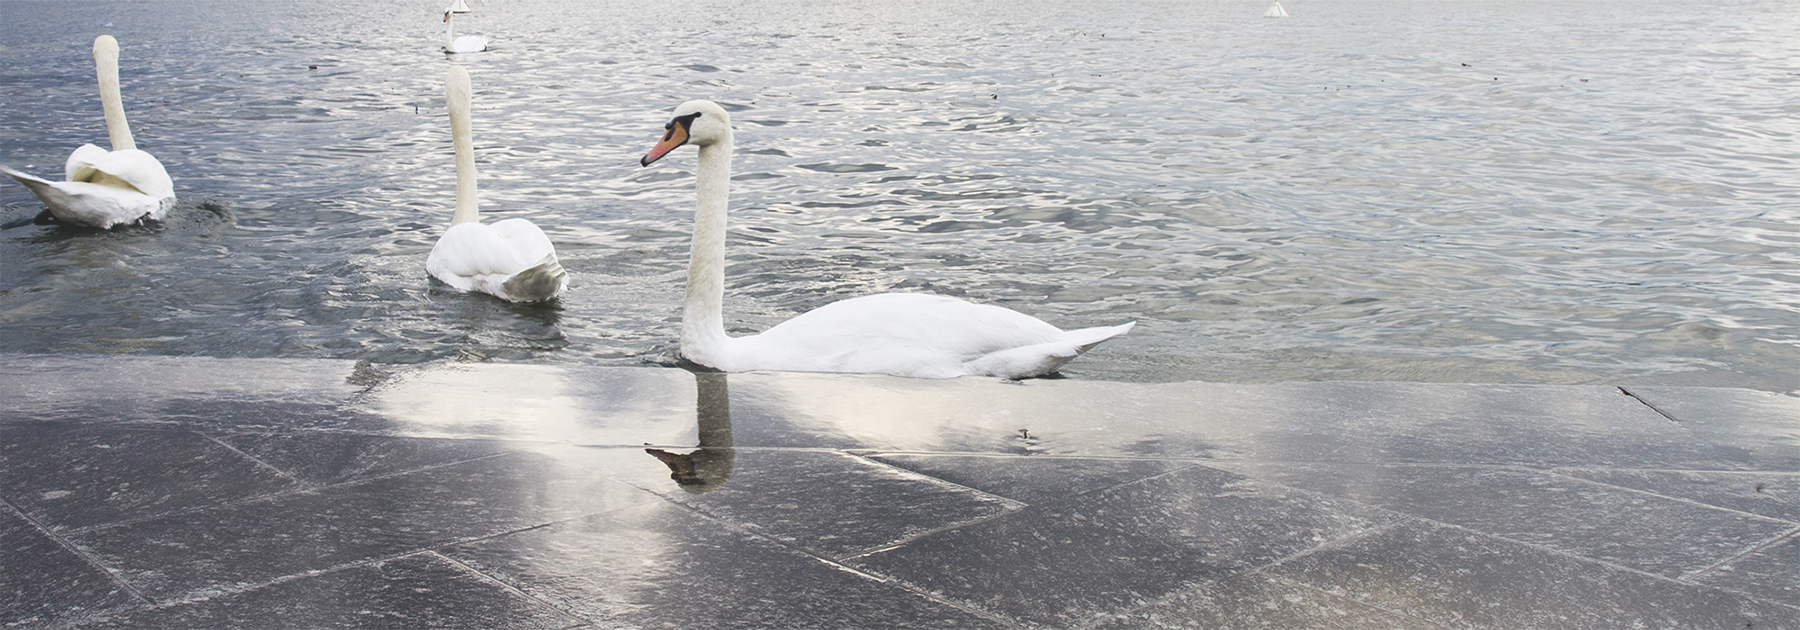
443 11 451 22
641 118 691 167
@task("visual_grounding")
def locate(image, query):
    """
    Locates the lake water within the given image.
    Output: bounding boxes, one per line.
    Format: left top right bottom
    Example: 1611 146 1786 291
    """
2 0 1796 392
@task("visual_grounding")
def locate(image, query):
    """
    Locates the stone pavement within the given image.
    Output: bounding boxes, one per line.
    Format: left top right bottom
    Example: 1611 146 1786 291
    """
3 354 1798 629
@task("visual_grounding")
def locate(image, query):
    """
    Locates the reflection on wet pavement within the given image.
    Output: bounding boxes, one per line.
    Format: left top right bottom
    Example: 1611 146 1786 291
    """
3 355 1798 628
645 372 736 494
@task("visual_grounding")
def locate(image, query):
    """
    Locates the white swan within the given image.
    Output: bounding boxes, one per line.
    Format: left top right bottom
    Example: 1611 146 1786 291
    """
639 100 1134 379
0 35 174 229
443 11 489 54
424 66 566 302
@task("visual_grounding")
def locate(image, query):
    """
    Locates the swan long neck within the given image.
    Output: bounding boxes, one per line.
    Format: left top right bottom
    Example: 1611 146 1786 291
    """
445 15 454 45
447 67 479 225
683 133 734 355
93 36 135 152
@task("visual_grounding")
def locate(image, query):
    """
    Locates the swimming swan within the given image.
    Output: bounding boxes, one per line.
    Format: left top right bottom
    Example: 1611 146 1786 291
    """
0 35 174 228
443 11 489 54
639 100 1133 379
424 66 566 302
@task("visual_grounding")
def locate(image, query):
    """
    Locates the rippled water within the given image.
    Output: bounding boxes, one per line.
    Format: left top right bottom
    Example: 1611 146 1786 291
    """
2 0 1796 391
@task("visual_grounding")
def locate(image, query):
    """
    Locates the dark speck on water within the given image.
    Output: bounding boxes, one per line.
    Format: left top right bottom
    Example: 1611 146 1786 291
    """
0 0 1795 392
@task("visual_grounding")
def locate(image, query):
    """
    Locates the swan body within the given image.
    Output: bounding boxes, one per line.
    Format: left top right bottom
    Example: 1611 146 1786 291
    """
443 12 489 53
640 100 1133 379
1 36 174 228
425 66 566 302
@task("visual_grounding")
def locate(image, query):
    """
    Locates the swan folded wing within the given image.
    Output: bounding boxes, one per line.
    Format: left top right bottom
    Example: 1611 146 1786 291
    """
426 219 556 281
740 293 1077 378
448 35 488 54
72 148 175 202
63 144 112 182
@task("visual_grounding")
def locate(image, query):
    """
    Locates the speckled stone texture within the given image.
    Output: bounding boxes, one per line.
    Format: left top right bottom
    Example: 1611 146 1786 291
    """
3 356 1797 628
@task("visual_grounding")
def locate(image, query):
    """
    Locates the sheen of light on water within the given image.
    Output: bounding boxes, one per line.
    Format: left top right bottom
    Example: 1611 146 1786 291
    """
1 0 1796 393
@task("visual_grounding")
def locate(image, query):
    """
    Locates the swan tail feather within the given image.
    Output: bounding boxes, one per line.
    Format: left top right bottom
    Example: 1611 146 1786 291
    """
964 321 1135 379
1 166 75 209
501 253 568 302
1061 321 1136 356
2 165 55 189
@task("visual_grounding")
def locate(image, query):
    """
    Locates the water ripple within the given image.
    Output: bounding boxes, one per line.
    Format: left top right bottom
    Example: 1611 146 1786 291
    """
1 0 1796 391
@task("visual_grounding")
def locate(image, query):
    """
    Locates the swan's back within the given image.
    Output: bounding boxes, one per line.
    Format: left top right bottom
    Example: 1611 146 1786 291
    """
426 218 563 300
726 293 1129 378
66 144 174 201
448 35 488 53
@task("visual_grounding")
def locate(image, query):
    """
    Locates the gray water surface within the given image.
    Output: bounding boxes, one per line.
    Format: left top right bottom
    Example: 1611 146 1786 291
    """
2 0 1796 391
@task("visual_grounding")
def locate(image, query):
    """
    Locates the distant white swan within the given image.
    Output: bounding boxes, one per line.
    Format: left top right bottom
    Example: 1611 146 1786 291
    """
443 11 489 54
425 66 566 302
0 35 174 228
1264 0 1290 18
639 100 1134 379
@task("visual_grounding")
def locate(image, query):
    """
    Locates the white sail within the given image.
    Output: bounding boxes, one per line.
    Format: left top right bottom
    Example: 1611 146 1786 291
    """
448 0 472 13
1264 1 1289 17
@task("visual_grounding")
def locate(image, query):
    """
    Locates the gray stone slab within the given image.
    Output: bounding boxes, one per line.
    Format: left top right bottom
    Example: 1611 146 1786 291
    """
141 399 394 434
65 451 657 601
848 466 1399 628
1090 572 1440 630
0 504 142 628
0 355 365 426
6 357 1779 472
1693 532 1800 609
77 552 581 630
442 500 1011 629
537 445 1021 560
1625 387 1800 471
1216 462 1795 579
355 362 699 444
0 423 300 531
1555 468 1800 522
7 356 1797 628
722 373 1737 468
1266 520 1800 629
213 432 528 485
865 453 1196 505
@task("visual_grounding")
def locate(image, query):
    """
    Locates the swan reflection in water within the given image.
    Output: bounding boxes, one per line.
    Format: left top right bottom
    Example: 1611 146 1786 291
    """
646 371 734 494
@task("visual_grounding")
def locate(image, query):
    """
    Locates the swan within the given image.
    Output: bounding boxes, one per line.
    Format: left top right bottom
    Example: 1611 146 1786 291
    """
639 100 1134 379
0 35 174 229
443 11 489 54
424 66 566 302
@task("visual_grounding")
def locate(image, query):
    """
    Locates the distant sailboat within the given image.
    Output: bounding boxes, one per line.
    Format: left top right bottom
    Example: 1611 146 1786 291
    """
1264 0 1289 17
448 0 472 13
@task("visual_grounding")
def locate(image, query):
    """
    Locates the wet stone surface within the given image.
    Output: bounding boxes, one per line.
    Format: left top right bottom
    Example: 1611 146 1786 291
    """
1264 520 1800 629
1089 571 1443 630
0 423 301 532
0 504 143 628
442 501 1011 629
846 465 1400 627
1212 461 1797 579
3 357 1799 628
75 553 582 630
